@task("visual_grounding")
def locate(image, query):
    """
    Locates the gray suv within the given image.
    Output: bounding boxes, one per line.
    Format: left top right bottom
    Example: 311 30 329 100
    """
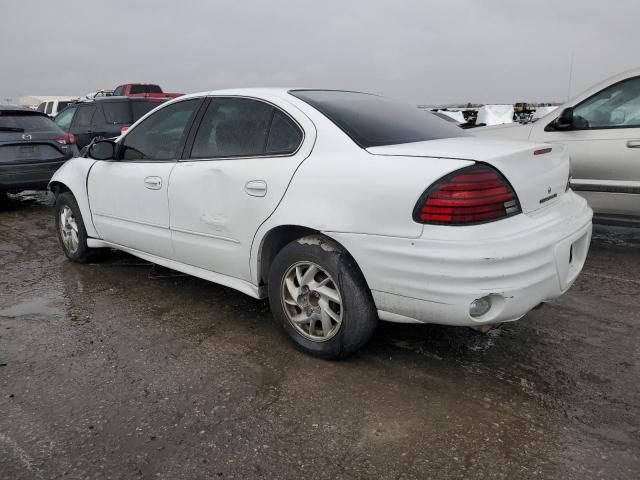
0 106 78 194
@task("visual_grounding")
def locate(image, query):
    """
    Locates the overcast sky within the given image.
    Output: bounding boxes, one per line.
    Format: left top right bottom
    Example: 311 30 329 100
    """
1 0 639 105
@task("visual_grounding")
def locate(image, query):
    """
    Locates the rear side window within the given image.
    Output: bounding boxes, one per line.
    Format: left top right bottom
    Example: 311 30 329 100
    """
72 105 96 128
130 85 163 94
0 113 62 132
290 90 465 148
190 98 302 159
45 102 53 115
266 110 303 154
131 100 164 122
102 101 132 124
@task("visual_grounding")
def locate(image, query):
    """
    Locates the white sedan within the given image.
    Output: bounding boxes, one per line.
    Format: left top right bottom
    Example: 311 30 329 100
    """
50 89 593 359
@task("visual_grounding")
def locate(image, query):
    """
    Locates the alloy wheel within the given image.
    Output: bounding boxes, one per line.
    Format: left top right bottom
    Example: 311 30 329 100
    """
59 205 79 254
281 261 343 342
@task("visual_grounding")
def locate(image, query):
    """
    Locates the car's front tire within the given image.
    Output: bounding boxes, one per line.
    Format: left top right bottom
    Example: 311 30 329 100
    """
268 235 377 359
54 191 97 263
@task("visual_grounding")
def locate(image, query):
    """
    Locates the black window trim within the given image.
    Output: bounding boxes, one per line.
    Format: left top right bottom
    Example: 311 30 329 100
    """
114 97 206 164
545 75 640 132
180 95 305 162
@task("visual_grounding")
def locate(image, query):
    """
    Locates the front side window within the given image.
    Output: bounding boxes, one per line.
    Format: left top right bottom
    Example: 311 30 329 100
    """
290 90 465 148
573 76 640 129
54 107 77 131
120 99 199 161
190 98 302 159
36 103 46 112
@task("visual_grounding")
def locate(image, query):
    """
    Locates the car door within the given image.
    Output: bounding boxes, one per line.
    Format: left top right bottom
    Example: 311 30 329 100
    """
168 95 315 281
87 98 202 259
531 76 640 219
70 104 97 148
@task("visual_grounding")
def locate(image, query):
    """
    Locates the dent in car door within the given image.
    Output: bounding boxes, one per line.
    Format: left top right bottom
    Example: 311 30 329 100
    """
169 96 316 281
87 98 202 258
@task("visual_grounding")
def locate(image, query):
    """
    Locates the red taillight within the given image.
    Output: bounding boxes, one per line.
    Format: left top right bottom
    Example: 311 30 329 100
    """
56 133 76 145
414 165 521 225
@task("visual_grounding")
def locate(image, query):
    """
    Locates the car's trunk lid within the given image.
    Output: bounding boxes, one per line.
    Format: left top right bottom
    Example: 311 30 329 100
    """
367 137 569 214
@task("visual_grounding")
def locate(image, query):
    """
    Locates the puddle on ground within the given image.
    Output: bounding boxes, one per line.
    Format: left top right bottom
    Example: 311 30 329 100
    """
0 296 63 318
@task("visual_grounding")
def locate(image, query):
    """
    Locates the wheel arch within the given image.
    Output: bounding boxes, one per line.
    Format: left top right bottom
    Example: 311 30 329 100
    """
255 224 372 295
49 180 70 197
48 158 99 238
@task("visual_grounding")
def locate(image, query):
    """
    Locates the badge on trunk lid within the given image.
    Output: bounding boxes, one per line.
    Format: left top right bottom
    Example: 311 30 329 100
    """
539 186 557 204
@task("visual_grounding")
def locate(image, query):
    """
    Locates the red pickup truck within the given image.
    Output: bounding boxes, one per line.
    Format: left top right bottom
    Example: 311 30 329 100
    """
113 83 184 99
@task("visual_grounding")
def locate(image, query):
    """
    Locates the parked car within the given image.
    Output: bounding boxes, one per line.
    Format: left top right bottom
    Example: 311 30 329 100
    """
53 96 169 150
36 97 78 118
474 68 640 227
113 83 184 99
0 105 77 194
49 89 592 358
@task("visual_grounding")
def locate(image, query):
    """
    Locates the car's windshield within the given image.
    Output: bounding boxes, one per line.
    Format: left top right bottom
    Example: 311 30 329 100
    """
290 90 466 148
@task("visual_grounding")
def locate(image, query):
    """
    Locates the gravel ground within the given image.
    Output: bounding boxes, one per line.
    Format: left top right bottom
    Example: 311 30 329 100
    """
0 191 639 480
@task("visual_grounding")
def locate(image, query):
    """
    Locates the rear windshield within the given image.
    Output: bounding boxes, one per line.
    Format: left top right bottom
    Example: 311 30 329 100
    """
102 100 164 124
0 112 61 132
130 84 163 94
290 90 466 148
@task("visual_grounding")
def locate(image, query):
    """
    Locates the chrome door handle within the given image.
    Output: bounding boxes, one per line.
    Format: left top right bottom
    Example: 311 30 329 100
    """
144 176 162 190
626 140 640 148
244 180 267 197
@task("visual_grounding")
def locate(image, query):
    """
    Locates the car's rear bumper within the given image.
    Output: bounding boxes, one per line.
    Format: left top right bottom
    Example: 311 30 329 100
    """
0 159 69 192
326 192 593 326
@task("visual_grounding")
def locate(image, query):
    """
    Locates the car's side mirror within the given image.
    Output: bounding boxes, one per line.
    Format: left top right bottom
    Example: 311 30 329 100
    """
553 107 575 130
89 140 117 160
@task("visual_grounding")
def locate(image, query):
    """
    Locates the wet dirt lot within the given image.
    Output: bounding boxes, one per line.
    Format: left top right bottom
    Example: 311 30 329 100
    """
1 192 639 480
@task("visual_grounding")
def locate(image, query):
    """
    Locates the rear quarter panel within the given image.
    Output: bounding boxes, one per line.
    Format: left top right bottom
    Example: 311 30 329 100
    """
251 147 473 283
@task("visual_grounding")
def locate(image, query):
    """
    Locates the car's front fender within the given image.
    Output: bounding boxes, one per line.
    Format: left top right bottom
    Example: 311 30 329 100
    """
49 157 99 238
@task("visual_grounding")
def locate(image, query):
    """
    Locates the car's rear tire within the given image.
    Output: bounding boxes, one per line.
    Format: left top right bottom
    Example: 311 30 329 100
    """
268 234 377 359
54 191 99 263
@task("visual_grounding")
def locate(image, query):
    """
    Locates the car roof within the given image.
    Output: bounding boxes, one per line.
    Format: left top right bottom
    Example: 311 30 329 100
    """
0 105 48 115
